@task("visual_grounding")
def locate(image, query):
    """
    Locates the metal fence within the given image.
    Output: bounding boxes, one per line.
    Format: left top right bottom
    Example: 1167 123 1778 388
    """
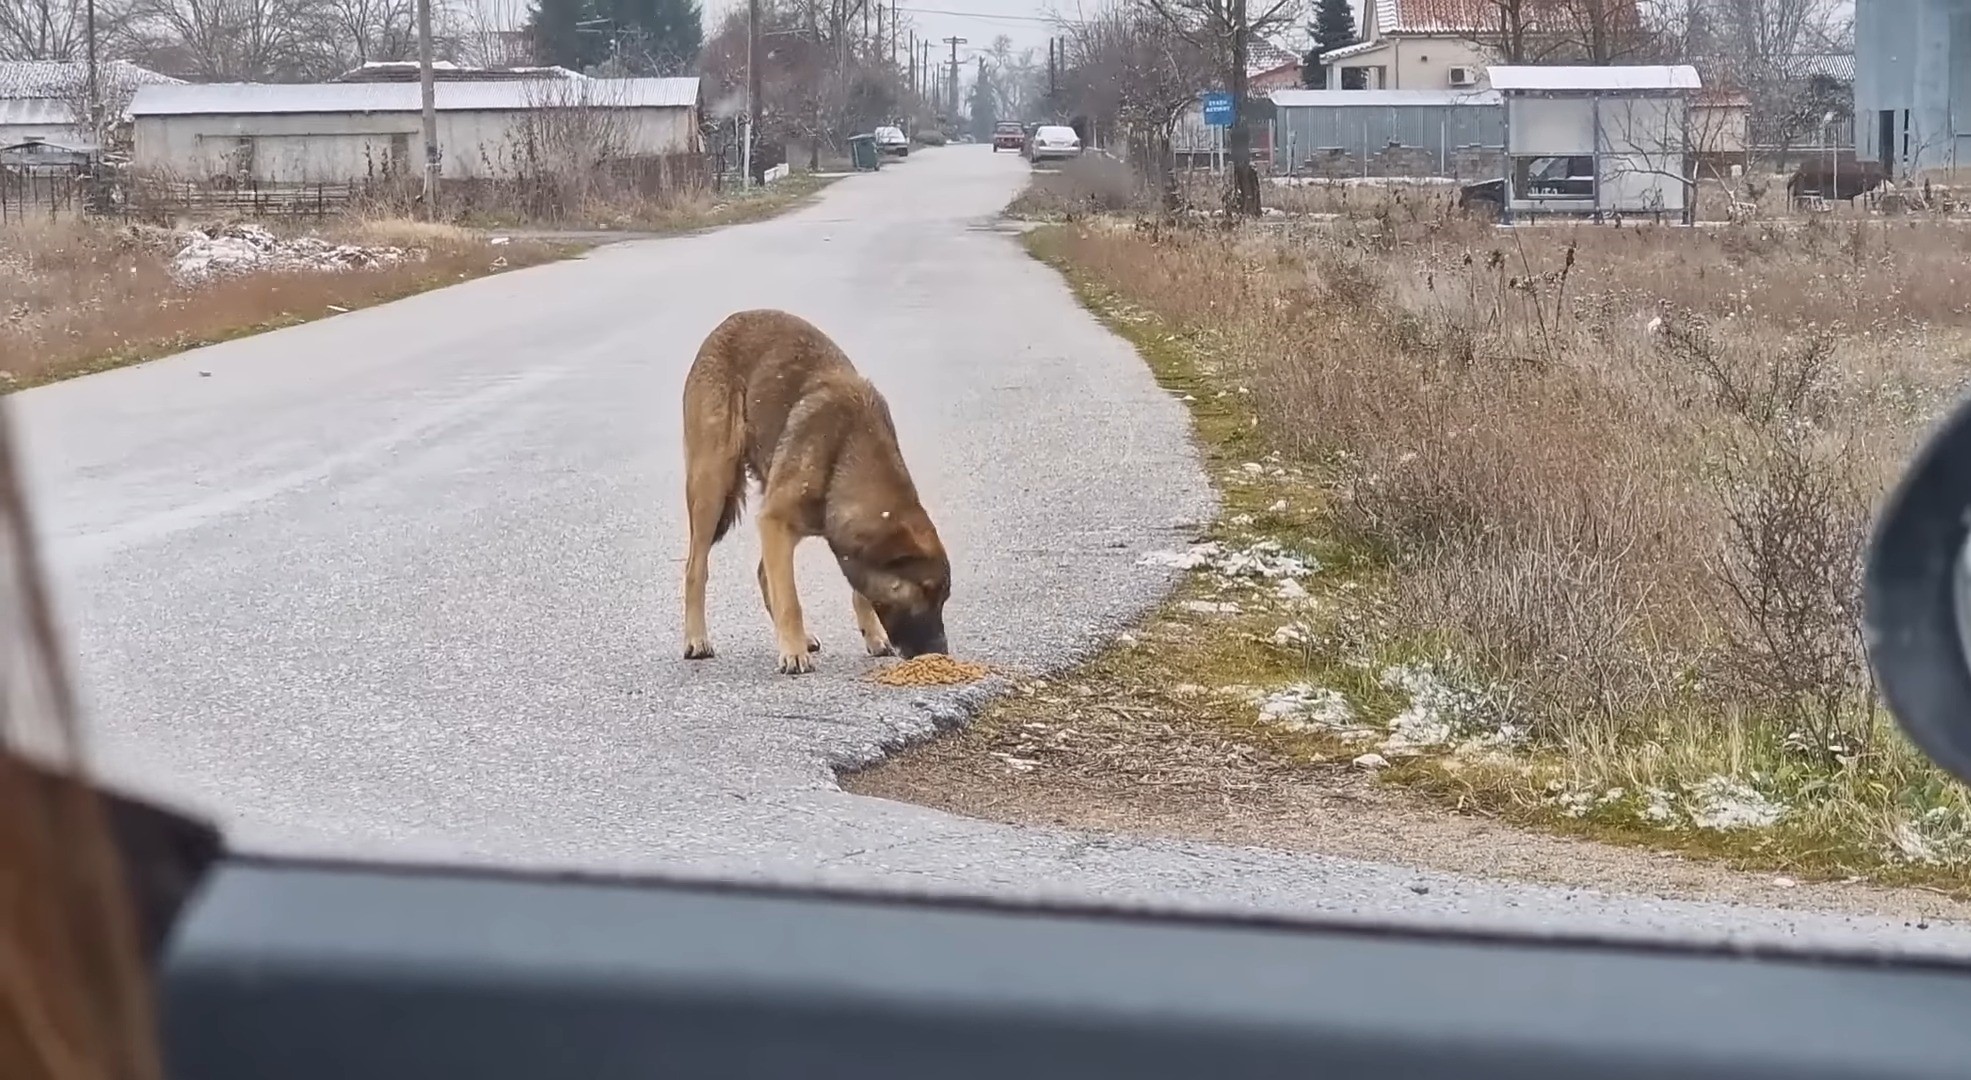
0 170 82 223
1274 102 1504 176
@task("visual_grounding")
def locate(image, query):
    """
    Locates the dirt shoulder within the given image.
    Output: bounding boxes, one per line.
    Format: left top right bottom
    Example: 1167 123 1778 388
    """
846 217 1971 927
2 176 835 393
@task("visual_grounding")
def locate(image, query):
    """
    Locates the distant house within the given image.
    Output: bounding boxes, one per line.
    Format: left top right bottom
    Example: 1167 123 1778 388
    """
1492 64 1702 222
1315 0 1497 91
127 77 702 184
0 59 183 152
1689 87 1750 175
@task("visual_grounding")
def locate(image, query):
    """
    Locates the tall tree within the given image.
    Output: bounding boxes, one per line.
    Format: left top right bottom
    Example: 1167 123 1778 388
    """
968 56 997 139
1145 0 1295 217
1301 0 1354 87
527 0 700 72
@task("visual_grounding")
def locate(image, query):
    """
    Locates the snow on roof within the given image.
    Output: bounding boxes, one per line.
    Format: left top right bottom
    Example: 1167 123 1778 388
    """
1319 40 1386 62
1272 88 1502 108
129 77 700 116
1488 65 1701 92
0 59 182 99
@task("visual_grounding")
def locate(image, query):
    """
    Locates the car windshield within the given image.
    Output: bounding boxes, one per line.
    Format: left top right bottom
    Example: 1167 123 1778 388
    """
23 0 1971 968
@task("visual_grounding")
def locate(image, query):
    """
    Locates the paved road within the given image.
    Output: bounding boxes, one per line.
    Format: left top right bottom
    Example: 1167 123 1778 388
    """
20 147 1971 957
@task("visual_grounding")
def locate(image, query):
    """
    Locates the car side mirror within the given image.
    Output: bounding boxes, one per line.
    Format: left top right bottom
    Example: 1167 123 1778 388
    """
1865 389 1971 788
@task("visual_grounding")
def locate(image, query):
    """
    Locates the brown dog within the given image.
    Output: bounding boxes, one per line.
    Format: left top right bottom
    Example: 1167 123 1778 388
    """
680 309 951 674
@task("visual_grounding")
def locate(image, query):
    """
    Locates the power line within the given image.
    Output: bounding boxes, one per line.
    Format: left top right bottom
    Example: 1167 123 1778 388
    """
899 5 1070 24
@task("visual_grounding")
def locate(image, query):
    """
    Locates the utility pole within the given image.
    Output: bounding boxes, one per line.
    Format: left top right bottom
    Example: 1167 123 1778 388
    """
943 35 965 125
83 0 98 140
745 0 760 188
416 0 439 218
890 0 898 65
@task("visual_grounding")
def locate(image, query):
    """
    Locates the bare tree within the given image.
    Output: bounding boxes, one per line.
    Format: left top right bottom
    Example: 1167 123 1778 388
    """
1141 0 1292 216
324 0 418 68
0 0 83 59
1058 1 1209 209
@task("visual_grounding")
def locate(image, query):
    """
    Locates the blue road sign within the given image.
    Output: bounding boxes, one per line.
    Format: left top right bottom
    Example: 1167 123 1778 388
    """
1202 91 1235 127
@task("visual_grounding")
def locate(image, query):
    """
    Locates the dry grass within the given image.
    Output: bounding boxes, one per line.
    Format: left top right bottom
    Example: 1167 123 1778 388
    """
0 216 574 389
899 179 1971 888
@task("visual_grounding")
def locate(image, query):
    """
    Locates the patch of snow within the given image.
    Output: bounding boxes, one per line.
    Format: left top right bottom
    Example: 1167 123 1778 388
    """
1267 499 1289 512
1270 622 1312 646
1276 578 1310 602
168 222 416 284
1687 776 1786 830
1257 683 1355 731
1180 600 1243 616
1640 787 1678 825
1138 540 1319 581
1375 660 1517 752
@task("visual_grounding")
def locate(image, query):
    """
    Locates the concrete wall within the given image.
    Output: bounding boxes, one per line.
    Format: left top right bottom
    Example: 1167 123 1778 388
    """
1855 0 1971 172
1275 102 1503 175
1326 37 1491 90
134 106 698 182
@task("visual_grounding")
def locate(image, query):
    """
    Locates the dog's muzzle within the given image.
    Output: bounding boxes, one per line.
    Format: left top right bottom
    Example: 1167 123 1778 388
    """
889 612 948 659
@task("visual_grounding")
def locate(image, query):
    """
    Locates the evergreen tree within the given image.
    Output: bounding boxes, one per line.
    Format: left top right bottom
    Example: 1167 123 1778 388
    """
526 0 703 73
1302 0 1358 88
969 58 997 141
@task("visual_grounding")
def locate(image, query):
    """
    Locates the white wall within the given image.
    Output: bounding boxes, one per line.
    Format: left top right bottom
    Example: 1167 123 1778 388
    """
134 105 698 182
1507 96 1594 155
1505 93 1690 215
1597 96 1687 213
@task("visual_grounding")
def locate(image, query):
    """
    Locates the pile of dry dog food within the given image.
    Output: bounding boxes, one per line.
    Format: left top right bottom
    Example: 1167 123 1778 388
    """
869 654 992 687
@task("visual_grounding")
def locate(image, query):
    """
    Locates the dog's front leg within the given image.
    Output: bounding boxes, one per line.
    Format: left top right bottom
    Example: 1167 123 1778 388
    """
851 589 896 657
757 515 815 675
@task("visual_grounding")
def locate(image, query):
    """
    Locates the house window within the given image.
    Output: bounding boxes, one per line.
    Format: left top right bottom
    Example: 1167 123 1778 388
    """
1512 155 1595 199
1340 67 1370 90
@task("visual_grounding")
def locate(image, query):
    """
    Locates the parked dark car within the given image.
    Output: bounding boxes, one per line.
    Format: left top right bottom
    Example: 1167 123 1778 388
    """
991 121 1025 153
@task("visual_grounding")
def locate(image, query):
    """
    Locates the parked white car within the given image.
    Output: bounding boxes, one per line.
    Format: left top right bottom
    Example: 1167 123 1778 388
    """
1026 125 1082 163
873 126 910 157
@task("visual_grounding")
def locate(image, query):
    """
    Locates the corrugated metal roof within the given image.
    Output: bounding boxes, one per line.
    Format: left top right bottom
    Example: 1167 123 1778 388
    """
0 59 182 99
1489 65 1701 92
129 77 700 116
1272 88 1502 107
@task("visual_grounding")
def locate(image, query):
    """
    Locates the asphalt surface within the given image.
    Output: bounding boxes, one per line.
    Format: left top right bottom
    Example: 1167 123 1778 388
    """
21 146 1971 957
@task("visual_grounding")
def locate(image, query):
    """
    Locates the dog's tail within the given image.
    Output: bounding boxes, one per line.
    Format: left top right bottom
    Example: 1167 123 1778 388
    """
710 458 748 545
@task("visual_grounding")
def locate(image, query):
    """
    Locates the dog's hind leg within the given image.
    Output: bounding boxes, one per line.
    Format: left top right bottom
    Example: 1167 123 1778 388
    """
850 589 896 657
681 392 746 661
757 513 815 675
758 560 820 653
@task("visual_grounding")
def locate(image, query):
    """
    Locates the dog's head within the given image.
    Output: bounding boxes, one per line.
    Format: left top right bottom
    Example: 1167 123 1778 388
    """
835 511 951 659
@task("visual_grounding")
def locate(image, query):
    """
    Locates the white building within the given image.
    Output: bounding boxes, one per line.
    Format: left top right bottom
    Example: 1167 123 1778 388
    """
0 59 183 152
1492 65 1701 222
127 77 702 184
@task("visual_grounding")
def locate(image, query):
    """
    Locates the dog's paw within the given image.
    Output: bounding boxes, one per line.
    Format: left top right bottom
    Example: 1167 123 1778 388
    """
684 641 715 660
807 634 822 653
777 651 816 675
864 638 897 658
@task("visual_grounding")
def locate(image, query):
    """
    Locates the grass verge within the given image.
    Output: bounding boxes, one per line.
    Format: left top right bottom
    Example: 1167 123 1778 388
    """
851 209 1971 899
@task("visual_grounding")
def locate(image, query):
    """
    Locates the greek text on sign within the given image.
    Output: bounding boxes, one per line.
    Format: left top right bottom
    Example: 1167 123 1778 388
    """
1202 92 1235 127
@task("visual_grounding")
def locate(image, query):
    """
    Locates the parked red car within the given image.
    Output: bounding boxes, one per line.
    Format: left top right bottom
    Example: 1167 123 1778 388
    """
991 121 1026 153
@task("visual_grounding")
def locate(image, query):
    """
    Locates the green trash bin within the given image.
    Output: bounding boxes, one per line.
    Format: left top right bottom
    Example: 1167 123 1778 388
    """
848 134 880 171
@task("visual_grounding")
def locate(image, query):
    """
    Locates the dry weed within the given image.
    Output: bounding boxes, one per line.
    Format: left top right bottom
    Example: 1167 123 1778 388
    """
0 216 564 388
1023 205 1971 879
